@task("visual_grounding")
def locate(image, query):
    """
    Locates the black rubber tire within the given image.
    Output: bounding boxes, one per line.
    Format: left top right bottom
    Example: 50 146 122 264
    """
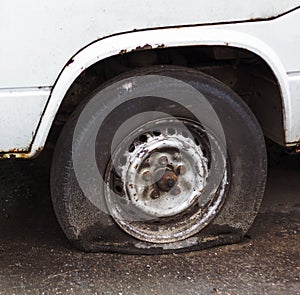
51 65 267 254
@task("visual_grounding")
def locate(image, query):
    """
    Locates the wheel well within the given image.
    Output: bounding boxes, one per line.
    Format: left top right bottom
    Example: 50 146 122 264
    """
47 45 285 147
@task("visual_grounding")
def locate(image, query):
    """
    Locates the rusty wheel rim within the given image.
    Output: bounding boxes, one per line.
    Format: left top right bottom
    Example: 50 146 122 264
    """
104 118 228 243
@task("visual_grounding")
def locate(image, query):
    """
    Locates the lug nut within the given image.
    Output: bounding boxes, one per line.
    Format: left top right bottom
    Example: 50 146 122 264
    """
176 165 187 175
171 186 181 196
150 190 160 199
142 171 152 181
158 156 168 166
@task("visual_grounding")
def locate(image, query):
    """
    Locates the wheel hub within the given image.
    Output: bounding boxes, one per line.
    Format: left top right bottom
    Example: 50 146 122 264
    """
156 169 177 192
124 133 207 218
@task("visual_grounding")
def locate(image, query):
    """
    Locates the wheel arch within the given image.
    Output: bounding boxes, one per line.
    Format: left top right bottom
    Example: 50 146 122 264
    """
30 26 290 157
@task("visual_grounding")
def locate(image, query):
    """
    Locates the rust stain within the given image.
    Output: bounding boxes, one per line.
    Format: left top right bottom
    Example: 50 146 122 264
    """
0 152 28 159
36 146 44 153
119 49 127 55
120 44 164 55
249 17 268 21
132 44 153 52
157 170 178 192
0 146 44 159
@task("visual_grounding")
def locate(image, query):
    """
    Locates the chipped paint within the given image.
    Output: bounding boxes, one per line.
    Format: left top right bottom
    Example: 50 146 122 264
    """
66 58 74 66
119 49 127 55
132 44 152 51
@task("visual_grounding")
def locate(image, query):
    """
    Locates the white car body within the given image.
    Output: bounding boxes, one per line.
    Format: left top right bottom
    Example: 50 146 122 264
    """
1 1 300 157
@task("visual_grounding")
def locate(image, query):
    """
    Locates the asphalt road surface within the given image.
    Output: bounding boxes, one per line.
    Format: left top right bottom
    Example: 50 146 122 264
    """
0 148 299 295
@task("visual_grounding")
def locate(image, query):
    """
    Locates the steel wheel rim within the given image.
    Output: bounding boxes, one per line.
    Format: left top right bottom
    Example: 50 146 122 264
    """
104 117 228 243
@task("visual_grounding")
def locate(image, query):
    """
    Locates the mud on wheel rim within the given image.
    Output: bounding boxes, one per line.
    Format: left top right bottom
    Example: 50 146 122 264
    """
104 117 229 244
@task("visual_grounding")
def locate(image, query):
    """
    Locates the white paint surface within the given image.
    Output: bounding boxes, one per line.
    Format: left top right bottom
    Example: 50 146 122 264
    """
0 88 50 152
1 1 300 154
0 0 299 88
